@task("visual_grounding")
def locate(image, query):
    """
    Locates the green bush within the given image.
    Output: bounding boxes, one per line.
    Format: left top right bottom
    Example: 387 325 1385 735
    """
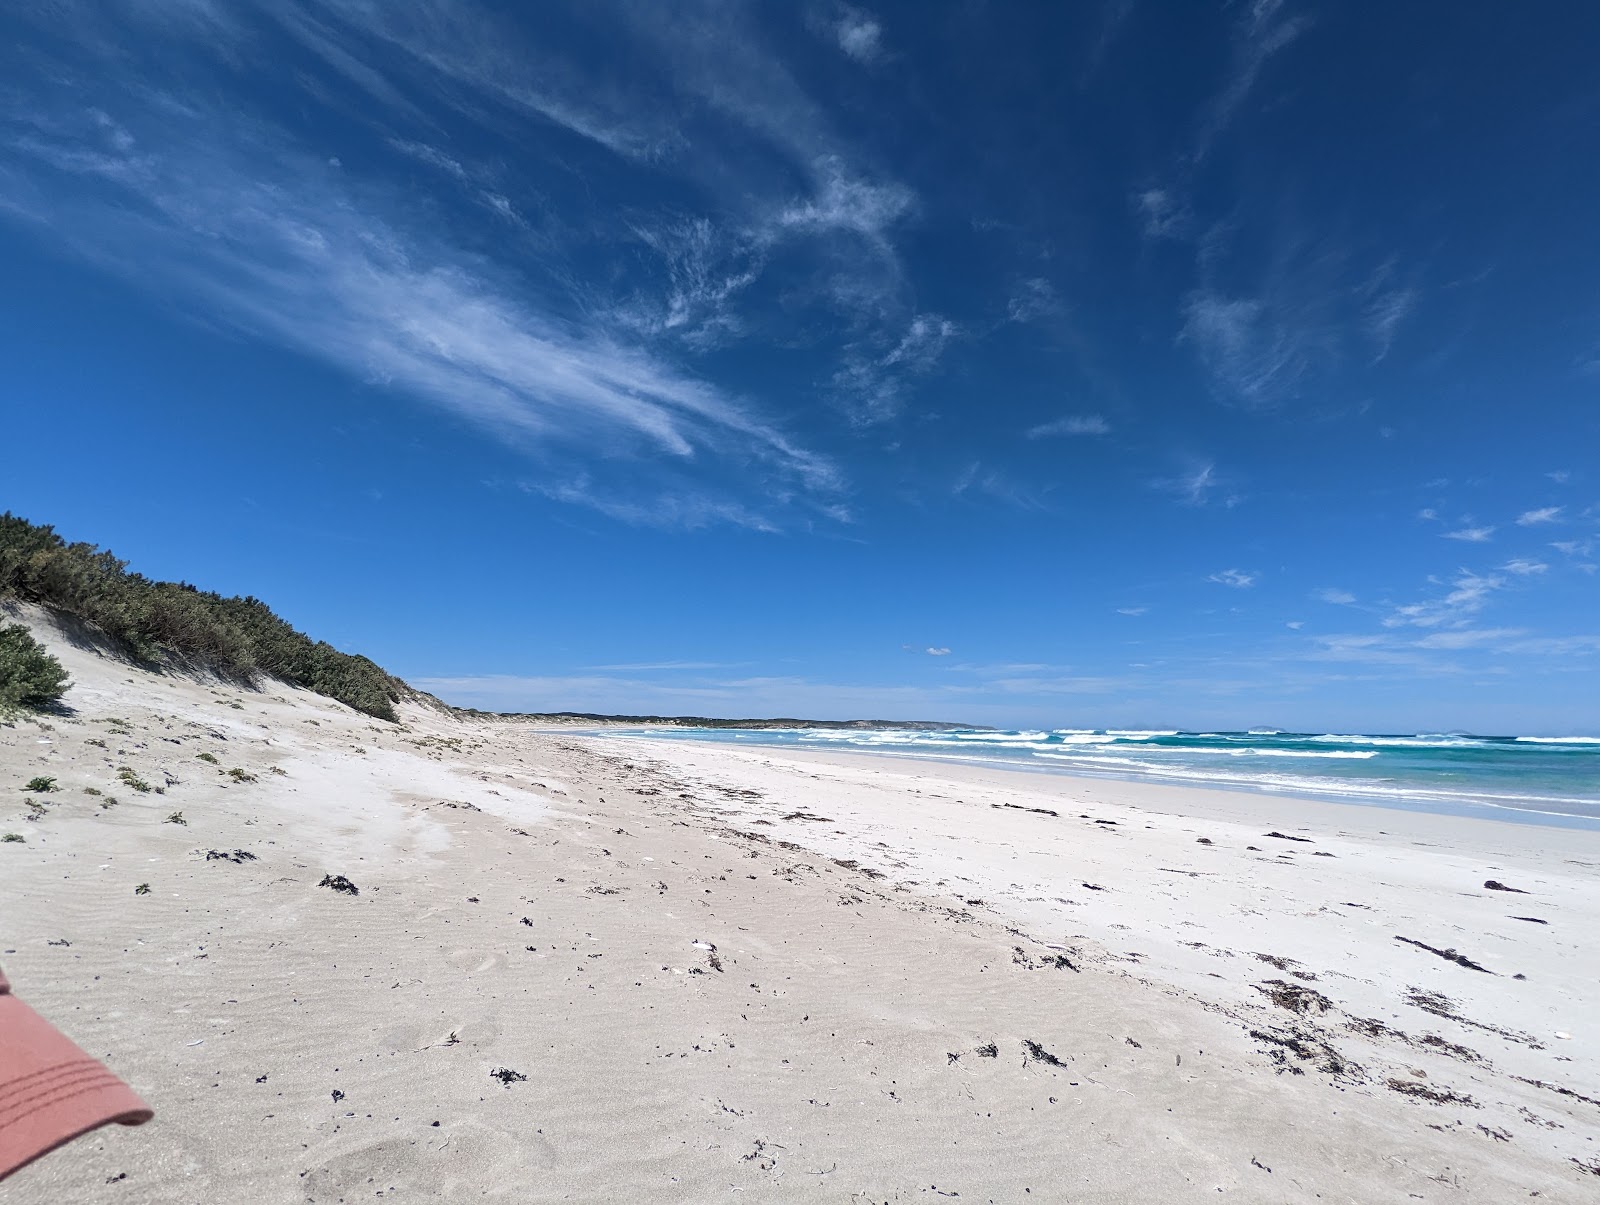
0 623 70 710
25 776 57 792
0 513 404 721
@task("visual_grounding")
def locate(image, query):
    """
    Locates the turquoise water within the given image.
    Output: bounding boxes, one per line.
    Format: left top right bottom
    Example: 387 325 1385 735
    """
619 727 1600 829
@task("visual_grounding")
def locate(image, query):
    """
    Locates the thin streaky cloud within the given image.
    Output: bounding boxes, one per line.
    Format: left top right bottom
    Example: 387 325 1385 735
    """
1384 571 1504 629
1027 414 1111 439
1208 568 1257 588
1443 525 1495 542
1313 588 1356 605
1116 607 1149 616
4 99 838 521
1193 0 1311 160
1502 559 1548 576
1516 506 1562 525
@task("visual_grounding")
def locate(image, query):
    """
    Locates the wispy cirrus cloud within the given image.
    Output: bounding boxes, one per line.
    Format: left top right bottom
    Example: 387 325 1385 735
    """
1180 291 1323 406
1443 525 1495 542
1132 187 1188 240
1194 0 1312 160
7 1 943 527
1006 277 1061 323
834 313 958 421
1384 571 1503 629
1208 568 1257 588
1502 558 1548 576
1027 414 1110 438
1154 460 1236 507
1313 588 1356 605
1516 506 1562 525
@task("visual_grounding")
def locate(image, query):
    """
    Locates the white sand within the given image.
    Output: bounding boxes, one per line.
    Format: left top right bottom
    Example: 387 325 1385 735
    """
3 603 1598 1202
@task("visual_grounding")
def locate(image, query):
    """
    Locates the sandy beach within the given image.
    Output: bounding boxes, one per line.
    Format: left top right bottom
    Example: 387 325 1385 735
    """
4 605 1599 1203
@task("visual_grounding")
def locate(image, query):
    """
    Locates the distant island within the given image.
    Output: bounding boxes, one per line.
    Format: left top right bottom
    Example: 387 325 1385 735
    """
457 710 984 731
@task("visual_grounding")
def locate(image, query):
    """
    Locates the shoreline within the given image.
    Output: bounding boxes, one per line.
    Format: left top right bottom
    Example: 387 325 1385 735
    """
4 618 1600 1201
587 726 1600 832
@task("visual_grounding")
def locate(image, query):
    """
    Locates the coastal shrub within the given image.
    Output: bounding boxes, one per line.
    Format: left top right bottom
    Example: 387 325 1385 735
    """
0 513 404 721
117 768 152 793
25 776 57 793
0 623 70 710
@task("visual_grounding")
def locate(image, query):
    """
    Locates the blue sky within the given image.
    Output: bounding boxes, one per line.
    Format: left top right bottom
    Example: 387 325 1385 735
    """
4 1 1598 733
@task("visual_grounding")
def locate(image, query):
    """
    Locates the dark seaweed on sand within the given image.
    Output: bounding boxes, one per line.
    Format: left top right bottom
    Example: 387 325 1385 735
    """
319 873 359 895
1394 935 1492 973
1021 1039 1068 1068
1385 1078 1479 1108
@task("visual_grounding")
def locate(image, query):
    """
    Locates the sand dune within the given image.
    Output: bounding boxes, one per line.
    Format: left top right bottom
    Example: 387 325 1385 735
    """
3 604 1598 1202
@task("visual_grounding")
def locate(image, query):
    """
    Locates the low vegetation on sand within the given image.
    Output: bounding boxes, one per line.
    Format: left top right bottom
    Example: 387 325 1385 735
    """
0 513 408 721
0 621 70 712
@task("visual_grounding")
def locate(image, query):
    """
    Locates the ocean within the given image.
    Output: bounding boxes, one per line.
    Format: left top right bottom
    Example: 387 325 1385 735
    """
618 727 1600 829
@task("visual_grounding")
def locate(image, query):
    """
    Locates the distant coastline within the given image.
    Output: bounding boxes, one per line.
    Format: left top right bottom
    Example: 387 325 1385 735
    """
456 710 984 731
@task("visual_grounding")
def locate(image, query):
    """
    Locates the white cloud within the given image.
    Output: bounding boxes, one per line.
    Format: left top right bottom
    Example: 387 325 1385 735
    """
1194 0 1312 158
1384 571 1504 629
1285 620 1305 630
5 99 840 527
833 6 884 62
1181 291 1314 405
1516 506 1562 526
1365 287 1416 359
1208 569 1257 589
1443 525 1495 542
1027 414 1110 438
1547 470 1571 484
1116 607 1148 617
1133 188 1187 239
1156 461 1233 507
1006 277 1060 323
1502 559 1548 576
925 647 951 657
833 313 958 421
1313 588 1356 605
1417 508 1438 520
777 156 914 249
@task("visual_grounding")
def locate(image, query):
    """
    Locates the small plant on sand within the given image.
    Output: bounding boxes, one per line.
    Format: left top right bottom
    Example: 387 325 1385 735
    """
117 768 152 793
24 800 47 819
164 810 186 826
25 776 57 793
133 882 150 895
83 786 102 796
85 737 106 748
268 766 287 776
195 752 219 765
99 796 118 809
0 623 70 712
2 832 24 843
227 767 256 783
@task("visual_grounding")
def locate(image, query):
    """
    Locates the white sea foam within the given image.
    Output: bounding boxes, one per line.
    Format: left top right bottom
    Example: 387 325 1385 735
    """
1306 734 1484 748
1515 736 1600 745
